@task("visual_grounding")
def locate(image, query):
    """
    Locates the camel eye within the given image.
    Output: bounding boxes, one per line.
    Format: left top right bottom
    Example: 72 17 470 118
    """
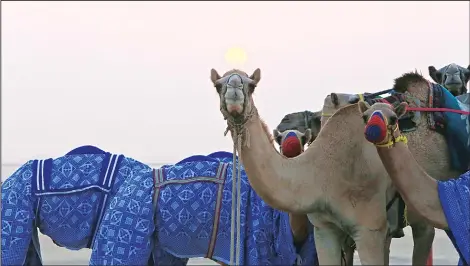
215 84 223 93
248 83 256 94
301 136 306 145
362 115 369 124
276 136 282 144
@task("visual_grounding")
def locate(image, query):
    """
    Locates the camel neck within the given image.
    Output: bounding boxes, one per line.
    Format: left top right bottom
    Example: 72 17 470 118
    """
226 103 373 214
375 142 444 227
376 142 423 185
232 115 308 213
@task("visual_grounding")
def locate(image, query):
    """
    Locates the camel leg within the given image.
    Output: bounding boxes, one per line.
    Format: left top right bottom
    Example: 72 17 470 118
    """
384 234 392 266
407 209 435 265
343 235 392 266
314 226 343 265
289 214 310 246
343 241 355 266
354 227 387 265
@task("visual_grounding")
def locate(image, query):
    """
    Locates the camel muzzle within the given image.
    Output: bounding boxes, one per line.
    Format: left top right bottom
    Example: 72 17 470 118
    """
364 111 388 144
281 132 302 157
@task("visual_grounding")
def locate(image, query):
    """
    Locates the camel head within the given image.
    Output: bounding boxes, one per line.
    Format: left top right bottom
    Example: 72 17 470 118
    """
321 93 355 126
210 68 261 123
273 129 312 158
358 101 408 146
275 110 321 145
428 63 470 96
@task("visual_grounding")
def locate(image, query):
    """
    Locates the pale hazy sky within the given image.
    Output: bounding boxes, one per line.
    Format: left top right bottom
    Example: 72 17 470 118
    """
2 1 469 165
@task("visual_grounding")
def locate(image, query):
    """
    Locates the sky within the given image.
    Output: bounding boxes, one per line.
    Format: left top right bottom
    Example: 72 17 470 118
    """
2 1 469 166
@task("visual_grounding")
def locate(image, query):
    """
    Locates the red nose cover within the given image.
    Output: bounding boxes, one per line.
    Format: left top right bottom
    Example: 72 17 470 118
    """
281 135 302 158
365 112 387 144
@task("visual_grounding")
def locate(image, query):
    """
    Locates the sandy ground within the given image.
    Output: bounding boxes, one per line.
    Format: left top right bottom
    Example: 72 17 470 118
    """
35 227 457 265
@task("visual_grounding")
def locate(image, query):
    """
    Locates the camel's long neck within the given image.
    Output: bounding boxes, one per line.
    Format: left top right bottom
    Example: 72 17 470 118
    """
376 143 424 192
229 104 369 214
375 142 440 219
230 113 314 213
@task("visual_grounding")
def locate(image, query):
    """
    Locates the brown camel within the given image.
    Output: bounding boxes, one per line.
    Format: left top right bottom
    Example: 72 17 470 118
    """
209 68 462 265
320 92 423 264
359 101 470 265
210 68 395 265
320 70 468 264
358 101 450 228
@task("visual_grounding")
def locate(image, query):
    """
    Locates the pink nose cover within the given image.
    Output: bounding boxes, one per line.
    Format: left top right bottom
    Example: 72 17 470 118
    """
281 131 302 158
364 111 388 144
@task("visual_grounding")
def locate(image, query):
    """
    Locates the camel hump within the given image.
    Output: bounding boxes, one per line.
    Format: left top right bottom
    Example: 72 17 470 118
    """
176 155 220 164
208 151 237 160
66 145 106 155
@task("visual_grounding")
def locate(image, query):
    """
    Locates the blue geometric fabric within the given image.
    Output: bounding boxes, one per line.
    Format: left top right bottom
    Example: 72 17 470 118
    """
438 170 470 265
1 146 317 266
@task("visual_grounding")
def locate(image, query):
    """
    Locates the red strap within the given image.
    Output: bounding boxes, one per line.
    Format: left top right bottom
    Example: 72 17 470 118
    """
406 107 470 115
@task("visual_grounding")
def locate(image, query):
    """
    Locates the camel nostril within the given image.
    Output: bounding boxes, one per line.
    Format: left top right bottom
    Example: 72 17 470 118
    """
389 116 397 125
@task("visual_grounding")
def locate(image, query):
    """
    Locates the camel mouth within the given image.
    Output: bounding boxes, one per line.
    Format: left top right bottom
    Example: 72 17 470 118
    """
446 82 463 87
226 103 244 115
281 133 302 158
227 110 246 124
364 112 388 144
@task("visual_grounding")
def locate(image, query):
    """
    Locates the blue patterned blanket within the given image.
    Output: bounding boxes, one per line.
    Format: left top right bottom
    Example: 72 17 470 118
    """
434 87 470 171
438 170 470 265
1 146 317 266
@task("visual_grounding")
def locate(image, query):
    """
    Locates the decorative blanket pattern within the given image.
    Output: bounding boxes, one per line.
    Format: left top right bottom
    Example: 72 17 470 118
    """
151 151 317 265
1 146 317 266
438 170 470 265
431 85 469 171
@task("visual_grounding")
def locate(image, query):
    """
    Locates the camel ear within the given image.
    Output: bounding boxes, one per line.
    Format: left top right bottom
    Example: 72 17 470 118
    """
464 65 470 82
395 102 408 119
309 111 322 143
428 66 442 83
250 68 261 85
358 101 370 114
331 93 339 107
210 69 221 85
304 129 312 144
273 129 282 145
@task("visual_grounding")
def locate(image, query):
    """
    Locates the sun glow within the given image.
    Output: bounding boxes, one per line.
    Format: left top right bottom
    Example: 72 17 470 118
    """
224 47 247 67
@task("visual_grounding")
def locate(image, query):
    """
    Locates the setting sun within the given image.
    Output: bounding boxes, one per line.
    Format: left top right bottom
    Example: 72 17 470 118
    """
224 47 247 66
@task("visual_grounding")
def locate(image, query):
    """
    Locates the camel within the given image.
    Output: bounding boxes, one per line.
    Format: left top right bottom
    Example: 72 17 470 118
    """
429 63 470 96
358 101 470 264
209 68 463 265
320 79 468 264
319 94 403 264
210 68 396 265
1 145 318 266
